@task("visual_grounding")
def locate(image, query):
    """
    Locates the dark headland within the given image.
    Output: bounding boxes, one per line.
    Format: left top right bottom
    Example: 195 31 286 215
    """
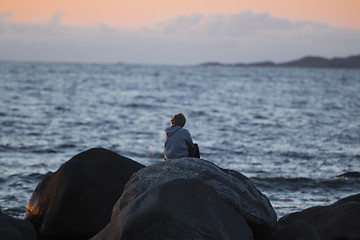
200 54 360 69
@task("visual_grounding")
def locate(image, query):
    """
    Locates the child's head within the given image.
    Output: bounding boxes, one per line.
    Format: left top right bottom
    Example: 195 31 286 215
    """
171 113 186 127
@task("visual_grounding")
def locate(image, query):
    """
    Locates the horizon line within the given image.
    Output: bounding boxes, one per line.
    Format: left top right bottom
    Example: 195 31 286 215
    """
1 53 359 67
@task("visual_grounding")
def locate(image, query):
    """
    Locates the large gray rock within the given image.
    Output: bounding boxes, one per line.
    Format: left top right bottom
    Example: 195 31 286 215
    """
278 193 360 240
0 209 37 240
23 148 145 240
92 158 277 240
92 178 254 240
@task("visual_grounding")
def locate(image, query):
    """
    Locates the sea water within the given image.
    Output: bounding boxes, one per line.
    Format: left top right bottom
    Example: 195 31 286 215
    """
1 61 359 219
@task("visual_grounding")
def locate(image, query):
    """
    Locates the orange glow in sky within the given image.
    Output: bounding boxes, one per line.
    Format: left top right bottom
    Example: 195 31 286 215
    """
1 0 360 29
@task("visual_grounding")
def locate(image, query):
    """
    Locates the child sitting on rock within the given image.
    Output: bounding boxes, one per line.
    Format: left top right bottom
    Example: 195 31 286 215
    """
164 113 200 160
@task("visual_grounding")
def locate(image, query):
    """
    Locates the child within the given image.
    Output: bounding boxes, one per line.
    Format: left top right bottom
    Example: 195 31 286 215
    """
164 113 200 160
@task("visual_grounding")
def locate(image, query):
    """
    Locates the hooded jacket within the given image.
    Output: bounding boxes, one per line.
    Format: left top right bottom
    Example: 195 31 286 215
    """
164 125 194 160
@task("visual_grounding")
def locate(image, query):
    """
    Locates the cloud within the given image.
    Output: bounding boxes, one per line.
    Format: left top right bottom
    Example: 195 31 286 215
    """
156 11 300 36
47 11 67 25
0 11 12 20
0 11 359 64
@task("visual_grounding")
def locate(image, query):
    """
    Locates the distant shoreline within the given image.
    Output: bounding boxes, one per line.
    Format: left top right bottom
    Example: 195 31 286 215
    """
200 54 360 69
1 54 360 68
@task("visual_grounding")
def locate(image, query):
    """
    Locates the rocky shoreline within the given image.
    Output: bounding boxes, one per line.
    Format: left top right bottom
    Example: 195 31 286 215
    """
1 148 359 240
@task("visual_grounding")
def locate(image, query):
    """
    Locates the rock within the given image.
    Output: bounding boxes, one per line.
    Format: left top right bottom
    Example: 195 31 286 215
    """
23 148 145 240
276 219 321 240
331 193 360 206
92 178 254 240
278 193 360 240
0 209 37 240
336 171 360 178
92 158 277 240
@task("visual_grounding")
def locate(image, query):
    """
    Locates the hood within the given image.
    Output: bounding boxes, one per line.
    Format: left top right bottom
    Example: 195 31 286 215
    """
165 125 182 137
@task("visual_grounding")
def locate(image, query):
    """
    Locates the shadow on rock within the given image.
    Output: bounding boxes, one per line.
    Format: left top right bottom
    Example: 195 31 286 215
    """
1 208 37 240
276 219 321 240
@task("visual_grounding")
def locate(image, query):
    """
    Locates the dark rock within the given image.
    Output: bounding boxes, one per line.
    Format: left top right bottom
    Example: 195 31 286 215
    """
92 158 277 240
331 193 360 206
23 148 145 240
336 171 360 178
0 209 37 240
92 178 254 240
276 219 321 240
278 193 360 239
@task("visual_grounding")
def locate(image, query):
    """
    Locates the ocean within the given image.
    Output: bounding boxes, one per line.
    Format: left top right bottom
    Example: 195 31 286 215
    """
1 61 359 219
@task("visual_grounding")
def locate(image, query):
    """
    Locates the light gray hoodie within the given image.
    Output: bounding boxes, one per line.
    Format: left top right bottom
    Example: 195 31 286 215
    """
164 125 194 160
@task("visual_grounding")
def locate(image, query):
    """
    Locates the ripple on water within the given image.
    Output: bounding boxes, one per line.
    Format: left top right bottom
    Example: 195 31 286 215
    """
1 62 360 218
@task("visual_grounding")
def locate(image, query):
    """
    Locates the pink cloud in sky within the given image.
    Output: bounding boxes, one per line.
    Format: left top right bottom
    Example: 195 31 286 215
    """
1 10 359 65
1 0 360 29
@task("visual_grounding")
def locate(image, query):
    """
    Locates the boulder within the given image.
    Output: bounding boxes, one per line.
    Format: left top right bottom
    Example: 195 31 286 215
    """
0 209 37 240
23 148 145 240
278 193 360 240
276 219 321 240
92 158 277 240
92 178 254 240
336 171 360 178
331 193 360 206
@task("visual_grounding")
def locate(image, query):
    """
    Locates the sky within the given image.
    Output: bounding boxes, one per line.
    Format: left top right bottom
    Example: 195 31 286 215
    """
1 0 360 65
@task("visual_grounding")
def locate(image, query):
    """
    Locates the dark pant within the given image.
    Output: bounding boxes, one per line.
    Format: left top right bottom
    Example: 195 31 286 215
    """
188 143 200 158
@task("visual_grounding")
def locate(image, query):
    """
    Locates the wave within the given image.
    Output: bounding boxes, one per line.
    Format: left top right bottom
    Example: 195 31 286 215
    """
279 151 314 160
250 172 360 192
0 206 26 218
4 172 50 184
123 103 155 109
0 143 79 155
0 145 59 154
